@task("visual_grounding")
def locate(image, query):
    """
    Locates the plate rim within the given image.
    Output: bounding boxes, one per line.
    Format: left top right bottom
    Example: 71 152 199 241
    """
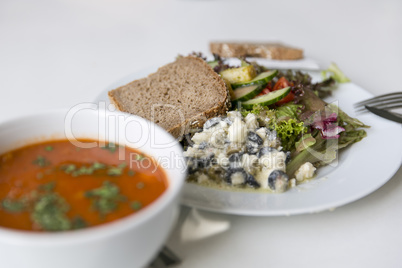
95 67 402 216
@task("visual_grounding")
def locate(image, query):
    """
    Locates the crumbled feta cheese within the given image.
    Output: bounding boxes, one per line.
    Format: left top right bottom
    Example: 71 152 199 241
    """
264 129 279 148
256 127 268 141
210 128 227 148
245 113 258 130
294 162 316 182
192 132 210 144
197 173 209 183
241 153 259 175
226 111 242 121
290 178 296 188
184 112 290 192
228 117 247 144
230 172 246 185
216 153 229 167
255 167 274 189
259 151 286 171
183 147 199 157
218 121 229 130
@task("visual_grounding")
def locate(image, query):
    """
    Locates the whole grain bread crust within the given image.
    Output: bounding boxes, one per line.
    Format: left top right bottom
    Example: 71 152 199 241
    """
108 56 231 139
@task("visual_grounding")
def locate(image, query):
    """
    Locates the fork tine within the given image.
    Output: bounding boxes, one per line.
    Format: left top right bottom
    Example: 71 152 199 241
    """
379 103 402 110
355 101 402 113
361 99 402 109
354 92 402 108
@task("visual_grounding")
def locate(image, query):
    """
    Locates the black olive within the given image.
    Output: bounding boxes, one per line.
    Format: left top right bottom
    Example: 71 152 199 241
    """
228 153 242 169
208 154 218 166
246 173 260 188
258 147 275 158
246 141 259 154
185 157 197 174
196 158 207 169
186 154 215 173
207 165 226 182
248 131 263 145
228 153 242 162
203 117 221 129
197 141 208 150
268 170 289 192
202 154 215 167
285 151 291 164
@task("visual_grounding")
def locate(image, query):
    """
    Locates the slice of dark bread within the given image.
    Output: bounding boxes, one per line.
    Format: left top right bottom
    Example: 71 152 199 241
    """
108 56 230 139
210 42 303 60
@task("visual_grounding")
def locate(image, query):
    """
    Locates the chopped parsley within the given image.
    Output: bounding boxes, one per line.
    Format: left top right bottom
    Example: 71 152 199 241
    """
44 146 54 152
61 162 127 177
1 198 27 213
85 181 127 218
61 164 76 174
101 143 118 153
93 162 106 170
1 182 72 231
130 201 142 211
71 216 88 230
32 156 51 167
31 191 71 231
38 181 56 192
136 182 145 189
136 154 146 161
107 163 126 176
36 172 44 180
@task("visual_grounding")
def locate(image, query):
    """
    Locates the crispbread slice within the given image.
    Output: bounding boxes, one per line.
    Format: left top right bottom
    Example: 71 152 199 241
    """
108 56 230 139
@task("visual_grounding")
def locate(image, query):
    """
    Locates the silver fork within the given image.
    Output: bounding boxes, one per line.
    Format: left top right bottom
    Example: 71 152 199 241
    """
354 91 402 114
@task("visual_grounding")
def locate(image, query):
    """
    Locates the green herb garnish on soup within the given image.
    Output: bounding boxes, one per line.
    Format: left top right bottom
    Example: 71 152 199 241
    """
0 139 168 232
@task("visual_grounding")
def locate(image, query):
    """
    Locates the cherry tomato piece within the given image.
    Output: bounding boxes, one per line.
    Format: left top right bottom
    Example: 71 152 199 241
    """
276 92 295 105
257 87 271 97
272 77 290 91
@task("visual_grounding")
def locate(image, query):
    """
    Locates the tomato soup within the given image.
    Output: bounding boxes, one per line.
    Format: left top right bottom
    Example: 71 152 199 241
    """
0 139 168 232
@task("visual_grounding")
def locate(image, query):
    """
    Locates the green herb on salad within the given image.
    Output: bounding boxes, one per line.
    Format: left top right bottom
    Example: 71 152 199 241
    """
273 119 307 151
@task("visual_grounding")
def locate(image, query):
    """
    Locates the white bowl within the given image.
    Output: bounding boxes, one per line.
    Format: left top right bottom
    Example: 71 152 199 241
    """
0 106 186 268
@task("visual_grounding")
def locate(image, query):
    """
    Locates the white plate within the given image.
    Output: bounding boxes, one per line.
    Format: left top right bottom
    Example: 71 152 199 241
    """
95 67 402 216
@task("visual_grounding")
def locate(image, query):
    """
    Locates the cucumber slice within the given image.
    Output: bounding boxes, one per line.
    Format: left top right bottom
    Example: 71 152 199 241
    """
232 84 263 102
232 70 278 89
241 87 291 109
207 60 219 69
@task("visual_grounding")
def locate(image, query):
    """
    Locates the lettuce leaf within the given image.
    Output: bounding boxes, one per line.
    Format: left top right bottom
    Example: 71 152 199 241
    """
273 119 307 151
294 133 316 153
287 132 339 177
321 62 351 83
287 94 369 177
240 105 276 126
275 103 303 120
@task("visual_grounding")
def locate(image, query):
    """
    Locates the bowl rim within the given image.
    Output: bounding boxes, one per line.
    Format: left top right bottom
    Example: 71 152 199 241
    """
0 108 186 245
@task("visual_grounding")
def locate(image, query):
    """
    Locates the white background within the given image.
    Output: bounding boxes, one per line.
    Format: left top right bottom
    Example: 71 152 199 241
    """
1 1 401 267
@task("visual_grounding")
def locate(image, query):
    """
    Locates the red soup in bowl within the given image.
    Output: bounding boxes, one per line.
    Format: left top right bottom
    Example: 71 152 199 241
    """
0 139 168 232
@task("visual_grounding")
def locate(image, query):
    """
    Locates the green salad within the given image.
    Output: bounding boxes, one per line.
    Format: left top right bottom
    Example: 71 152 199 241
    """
184 53 369 192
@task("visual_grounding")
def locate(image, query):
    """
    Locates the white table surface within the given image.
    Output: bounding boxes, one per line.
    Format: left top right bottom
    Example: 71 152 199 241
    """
1 0 401 267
